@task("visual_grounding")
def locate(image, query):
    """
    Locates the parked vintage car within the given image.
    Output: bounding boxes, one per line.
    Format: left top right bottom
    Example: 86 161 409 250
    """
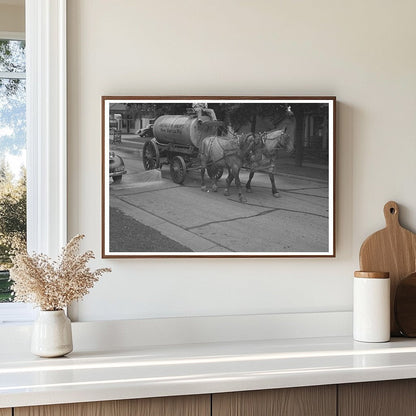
109 151 127 183
135 124 154 137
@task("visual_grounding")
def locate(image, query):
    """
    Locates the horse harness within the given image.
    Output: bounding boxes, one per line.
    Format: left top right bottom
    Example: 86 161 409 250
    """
204 135 251 165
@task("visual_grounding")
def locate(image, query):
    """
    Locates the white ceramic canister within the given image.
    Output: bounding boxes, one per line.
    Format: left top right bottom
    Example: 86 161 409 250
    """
353 271 390 343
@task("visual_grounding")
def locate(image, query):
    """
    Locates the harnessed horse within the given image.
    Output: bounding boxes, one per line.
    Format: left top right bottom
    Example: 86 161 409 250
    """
200 133 255 203
245 108 296 197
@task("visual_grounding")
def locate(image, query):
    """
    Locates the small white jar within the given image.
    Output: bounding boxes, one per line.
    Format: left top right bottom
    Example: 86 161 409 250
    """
353 271 390 343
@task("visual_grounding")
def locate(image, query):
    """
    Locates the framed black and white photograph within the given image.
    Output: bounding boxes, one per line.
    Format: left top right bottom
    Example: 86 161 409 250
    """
102 96 335 258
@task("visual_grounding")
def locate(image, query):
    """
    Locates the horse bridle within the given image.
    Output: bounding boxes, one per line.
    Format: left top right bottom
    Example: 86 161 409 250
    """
258 127 289 149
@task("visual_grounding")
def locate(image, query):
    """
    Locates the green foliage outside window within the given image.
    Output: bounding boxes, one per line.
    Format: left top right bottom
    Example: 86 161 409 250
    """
0 39 27 303
0 162 26 302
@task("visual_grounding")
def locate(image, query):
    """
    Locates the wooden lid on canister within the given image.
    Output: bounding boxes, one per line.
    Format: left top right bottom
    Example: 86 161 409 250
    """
354 271 390 279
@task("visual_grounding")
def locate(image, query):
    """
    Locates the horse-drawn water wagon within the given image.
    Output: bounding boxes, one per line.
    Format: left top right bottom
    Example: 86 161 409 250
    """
142 108 224 184
141 104 296 201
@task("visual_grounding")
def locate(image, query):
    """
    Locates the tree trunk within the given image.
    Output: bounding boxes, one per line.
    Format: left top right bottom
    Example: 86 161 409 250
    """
250 114 257 134
223 108 232 135
292 105 305 167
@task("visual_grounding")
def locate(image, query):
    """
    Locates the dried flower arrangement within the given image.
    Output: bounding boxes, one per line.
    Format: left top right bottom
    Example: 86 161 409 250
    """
10 234 111 311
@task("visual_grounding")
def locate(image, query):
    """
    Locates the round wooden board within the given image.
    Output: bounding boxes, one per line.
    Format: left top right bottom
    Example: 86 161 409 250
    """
395 272 416 337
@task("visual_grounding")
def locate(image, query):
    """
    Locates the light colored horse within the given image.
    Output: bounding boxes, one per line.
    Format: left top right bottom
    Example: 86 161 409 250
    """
245 107 296 197
200 133 255 203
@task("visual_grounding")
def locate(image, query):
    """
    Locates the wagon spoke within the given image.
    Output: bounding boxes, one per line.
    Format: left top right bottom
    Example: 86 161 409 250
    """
142 140 160 170
170 156 187 184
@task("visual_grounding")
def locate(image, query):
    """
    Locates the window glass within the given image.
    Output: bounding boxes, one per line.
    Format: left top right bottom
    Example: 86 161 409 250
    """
0 40 25 72
0 39 26 303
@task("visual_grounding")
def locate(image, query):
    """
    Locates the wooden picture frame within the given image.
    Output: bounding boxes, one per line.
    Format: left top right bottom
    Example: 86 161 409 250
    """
102 96 336 258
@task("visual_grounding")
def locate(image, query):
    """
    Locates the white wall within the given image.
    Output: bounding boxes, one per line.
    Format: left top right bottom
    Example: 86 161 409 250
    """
0 3 24 33
67 0 416 322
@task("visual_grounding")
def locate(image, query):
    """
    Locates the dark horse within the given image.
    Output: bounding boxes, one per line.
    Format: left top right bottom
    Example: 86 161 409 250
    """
246 107 296 197
200 133 254 203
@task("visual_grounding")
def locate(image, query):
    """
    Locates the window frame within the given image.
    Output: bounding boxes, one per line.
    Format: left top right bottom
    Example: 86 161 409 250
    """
0 0 67 323
26 0 67 257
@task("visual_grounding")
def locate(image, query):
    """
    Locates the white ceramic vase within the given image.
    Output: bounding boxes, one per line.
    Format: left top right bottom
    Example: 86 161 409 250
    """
31 310 73 357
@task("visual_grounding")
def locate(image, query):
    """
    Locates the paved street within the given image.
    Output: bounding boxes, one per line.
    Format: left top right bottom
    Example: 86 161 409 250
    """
108 135 330 253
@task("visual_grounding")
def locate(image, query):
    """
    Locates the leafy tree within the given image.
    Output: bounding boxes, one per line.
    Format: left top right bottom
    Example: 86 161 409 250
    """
0 39 25 96
0 163 26 269
291 104 305 166
126 103 290 134
0 40 26 156
291 103 329 166
0 158 14 183
0 40 27 302
208 103 289 133
0 40 25 72
124 103 190 132
0 164 26 302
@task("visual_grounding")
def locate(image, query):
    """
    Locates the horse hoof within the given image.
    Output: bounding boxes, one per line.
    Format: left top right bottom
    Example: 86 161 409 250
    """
201 186 207 192
273 192 280 198
246 188 252 193
212 185 218 192
224 190 230 196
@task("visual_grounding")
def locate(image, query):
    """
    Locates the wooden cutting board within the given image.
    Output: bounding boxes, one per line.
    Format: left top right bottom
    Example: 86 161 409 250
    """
359 201 416 336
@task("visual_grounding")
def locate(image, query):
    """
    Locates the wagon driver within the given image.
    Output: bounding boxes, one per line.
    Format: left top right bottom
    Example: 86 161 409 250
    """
192 102 217 123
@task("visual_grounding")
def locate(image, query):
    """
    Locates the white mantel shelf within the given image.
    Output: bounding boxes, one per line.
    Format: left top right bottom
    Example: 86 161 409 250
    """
2 335 416 409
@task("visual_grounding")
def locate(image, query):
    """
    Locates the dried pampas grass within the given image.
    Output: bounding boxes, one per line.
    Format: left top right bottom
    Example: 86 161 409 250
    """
10 234 111 311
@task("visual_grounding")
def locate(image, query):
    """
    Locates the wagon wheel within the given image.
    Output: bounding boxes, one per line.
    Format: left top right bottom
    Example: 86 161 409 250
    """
142 140 160 170
207 164 224 180
170 156 187 184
